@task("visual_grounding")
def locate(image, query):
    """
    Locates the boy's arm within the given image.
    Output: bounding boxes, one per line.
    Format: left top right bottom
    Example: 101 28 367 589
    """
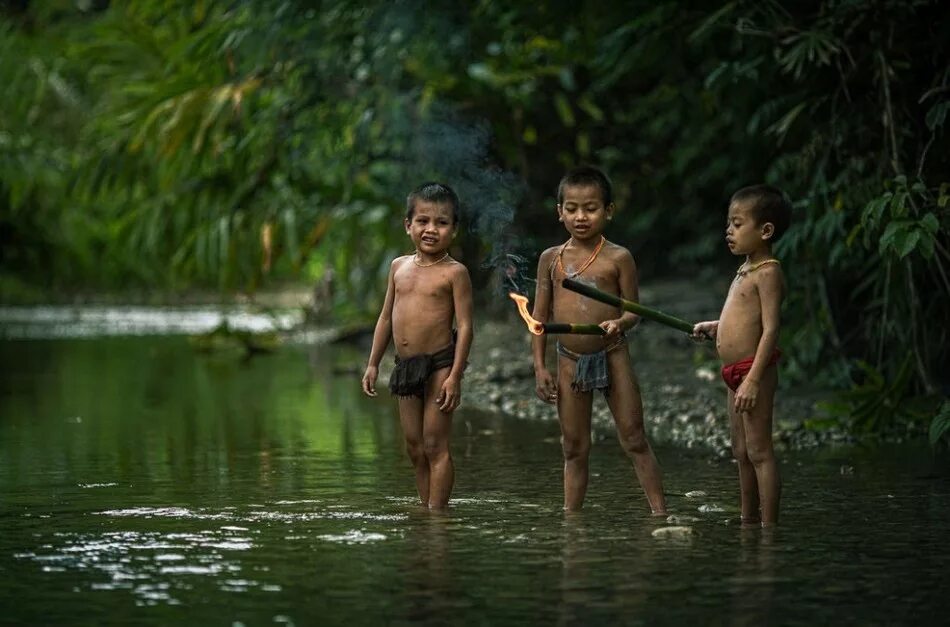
447 265 474 382
734 266 784 410
361 259 398 396
437 264 473 411
602 248 640 337
532 249 557 403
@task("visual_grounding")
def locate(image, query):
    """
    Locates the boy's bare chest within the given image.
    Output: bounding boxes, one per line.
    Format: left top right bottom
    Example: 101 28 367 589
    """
394 271 452 300
722 277 759 313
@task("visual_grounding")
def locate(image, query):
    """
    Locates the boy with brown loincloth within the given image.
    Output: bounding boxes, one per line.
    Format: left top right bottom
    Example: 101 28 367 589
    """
532 165 666 514
361 182 474 510
692 184 791 527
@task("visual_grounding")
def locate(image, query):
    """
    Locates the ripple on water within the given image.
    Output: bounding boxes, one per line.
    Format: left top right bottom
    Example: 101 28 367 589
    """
14 529 261 606
316 530 388 545
98 507 235 521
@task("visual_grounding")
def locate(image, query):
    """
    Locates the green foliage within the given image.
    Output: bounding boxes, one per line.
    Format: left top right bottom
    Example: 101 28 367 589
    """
818 355 932 434
2 0 949 441
930 401 950 449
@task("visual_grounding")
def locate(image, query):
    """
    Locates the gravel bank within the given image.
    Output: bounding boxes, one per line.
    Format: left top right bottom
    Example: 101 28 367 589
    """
456 280 839 455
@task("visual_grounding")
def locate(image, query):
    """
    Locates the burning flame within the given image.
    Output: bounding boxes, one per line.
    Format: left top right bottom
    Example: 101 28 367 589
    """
508 293 544 335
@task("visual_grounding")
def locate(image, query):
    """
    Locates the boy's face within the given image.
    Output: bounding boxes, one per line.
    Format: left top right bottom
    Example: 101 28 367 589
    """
405 200 457 255
557 184 613 241
725 201 774 256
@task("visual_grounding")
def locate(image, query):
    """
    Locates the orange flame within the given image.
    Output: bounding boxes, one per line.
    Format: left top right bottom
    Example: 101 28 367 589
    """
508 293 544 335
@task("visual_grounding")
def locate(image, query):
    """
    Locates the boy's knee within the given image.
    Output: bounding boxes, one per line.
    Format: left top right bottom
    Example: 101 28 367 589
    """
405 441 426 464
619 428 648 455
731 442 749 462
562 437 590 461
423 436 449 460
746 444 774 466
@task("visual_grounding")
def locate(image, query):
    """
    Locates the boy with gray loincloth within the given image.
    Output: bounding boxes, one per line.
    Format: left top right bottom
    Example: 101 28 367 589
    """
532 166 666 514
362 182 474 510
692 184 791 526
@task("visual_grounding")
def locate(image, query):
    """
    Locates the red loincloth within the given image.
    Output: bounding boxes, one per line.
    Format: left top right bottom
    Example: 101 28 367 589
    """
721 349 782 392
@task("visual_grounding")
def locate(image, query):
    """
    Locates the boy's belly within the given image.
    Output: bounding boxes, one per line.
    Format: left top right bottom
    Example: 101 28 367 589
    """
391 310 455 358
550 298 618 355
554 333 619 356
716 310 762 365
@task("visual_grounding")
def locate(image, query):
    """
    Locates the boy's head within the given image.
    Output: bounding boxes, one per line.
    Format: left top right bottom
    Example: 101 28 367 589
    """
557 165 613 208
729 184 792 243
406 182 460 225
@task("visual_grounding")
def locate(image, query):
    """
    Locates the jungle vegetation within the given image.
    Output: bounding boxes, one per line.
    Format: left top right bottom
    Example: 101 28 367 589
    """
1 0 947 441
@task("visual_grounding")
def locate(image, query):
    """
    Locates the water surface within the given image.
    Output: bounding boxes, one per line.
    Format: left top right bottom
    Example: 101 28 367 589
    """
1 331 948 625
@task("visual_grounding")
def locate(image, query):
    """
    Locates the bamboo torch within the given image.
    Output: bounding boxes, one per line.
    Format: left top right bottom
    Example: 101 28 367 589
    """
561 278 698 335
508 293 605 335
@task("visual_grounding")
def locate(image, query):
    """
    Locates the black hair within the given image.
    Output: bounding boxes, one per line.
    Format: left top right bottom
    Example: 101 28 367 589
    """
731 184 792 242
556 165 613 207
406 182 460 224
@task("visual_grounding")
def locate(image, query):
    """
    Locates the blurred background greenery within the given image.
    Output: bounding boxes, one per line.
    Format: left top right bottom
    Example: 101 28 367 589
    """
1 0 947 440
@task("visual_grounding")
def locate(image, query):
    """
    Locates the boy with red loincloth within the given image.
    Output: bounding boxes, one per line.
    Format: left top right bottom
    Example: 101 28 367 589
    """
532 166 666 514
693 184 792 527
362 182 474 510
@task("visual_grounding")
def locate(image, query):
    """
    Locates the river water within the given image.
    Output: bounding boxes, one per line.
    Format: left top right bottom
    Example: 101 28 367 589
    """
1 310 948 625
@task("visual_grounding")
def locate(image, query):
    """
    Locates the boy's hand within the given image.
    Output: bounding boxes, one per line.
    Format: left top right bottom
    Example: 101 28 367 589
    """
691 320 718 341
437 375 461 412
734 377 759 412
535 368 558 404
361 365 378 397
600 318 624 341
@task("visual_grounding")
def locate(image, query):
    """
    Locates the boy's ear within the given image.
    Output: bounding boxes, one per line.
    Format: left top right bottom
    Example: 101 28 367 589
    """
556 204 563 222
761 222 775 240
606 202 615 220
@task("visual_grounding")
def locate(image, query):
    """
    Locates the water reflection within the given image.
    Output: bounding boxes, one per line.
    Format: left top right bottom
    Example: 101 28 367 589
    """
399 511 457 621
0 305 301 339
729 527 778 626
558 514 592 626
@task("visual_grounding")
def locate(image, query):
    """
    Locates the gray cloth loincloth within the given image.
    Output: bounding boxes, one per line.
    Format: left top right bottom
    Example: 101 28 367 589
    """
556 336 626 394
389 342 456 398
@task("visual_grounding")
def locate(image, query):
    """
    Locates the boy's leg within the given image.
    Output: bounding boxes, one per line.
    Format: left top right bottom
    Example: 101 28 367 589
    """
398 395 429 506
740 365 780 525
604 350 667 514
422 366 455 510
557 355 593 511
728 391 760 524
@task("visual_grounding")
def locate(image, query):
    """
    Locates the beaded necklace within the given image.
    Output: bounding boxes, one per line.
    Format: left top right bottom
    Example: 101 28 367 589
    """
555 236 605 278
413 252 450 267
736 258 779 277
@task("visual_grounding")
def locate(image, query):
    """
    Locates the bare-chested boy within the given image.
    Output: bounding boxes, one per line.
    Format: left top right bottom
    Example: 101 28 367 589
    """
532 166 666 514
693 184 791 527
361 182 474 510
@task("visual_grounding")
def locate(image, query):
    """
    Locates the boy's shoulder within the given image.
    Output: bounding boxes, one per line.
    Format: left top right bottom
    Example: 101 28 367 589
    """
391 254 413 268
753 260 785 290
445 257 471 277
603 238 632 254
602 239 635 263
540 243 564 256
